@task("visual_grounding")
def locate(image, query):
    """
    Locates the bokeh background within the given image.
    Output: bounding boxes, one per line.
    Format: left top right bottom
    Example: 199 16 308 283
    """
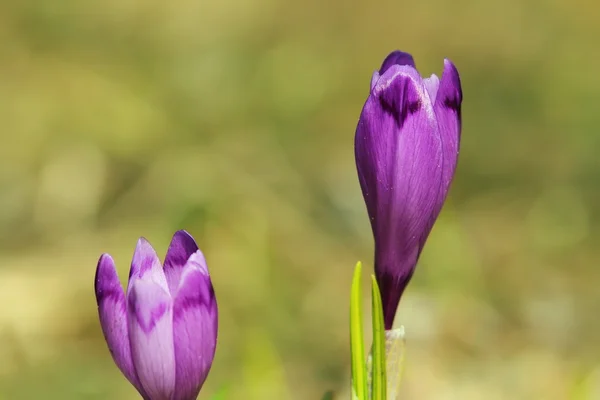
0 0 599 398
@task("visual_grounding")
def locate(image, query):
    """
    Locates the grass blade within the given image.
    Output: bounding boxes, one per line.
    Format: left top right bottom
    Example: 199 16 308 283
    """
370 275 387 400
350 262 368 400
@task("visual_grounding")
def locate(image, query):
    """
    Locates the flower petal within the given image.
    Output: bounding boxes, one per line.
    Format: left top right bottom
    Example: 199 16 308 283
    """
423 74 440 104
128 237 169 294
128 278 176 399
370 71 381 91
163 230 199 294
172 251 218 400
433 59 462 191
94 254 147 397
355 64 443 329
379 50 416 75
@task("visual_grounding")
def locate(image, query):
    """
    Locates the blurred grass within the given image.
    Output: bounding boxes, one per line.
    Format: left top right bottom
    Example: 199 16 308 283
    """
0 0 599 399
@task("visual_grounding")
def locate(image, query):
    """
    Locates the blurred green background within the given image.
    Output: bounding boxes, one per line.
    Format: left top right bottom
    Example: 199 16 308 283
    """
0 0 599 398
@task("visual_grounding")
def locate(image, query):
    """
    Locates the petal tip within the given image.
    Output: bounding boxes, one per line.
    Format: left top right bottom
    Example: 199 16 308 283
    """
135 236 152 250
380 50 416 75
130 237 161 280
438 58 463 111
442 59 461 86
169 230 199 255
96 253 115 275
95 253 121 303
173 229 193 240
443 57 455 68
133 237 156 261
164 230 201 292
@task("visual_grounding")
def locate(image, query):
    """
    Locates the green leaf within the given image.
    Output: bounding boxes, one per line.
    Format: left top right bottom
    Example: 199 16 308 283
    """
350 261 368 400
370 275 387 400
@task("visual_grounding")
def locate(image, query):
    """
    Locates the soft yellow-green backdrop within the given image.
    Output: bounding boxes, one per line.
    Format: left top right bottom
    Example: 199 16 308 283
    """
0 0 598 399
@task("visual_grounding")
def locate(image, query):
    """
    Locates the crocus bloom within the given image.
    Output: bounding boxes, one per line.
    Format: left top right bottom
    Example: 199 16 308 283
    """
355 51 462 329
94 230 218 400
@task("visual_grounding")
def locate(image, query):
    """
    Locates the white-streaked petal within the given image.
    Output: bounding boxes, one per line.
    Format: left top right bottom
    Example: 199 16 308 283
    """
127 278 176 399
370 71 380 91
423 74 440 104
171 251 218 400
128 237 169 294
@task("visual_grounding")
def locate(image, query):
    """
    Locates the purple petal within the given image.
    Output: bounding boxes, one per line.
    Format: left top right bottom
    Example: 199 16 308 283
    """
163 230 199 294
434 59 462 191
355 64 444 329
379 51 416 75
94 254 147 398
128 237 169 294
172 251 218 400
127 278 176 400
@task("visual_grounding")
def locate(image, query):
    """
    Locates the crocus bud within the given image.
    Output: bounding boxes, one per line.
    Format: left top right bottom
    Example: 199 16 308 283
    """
355 51 462 329
94 230 218 400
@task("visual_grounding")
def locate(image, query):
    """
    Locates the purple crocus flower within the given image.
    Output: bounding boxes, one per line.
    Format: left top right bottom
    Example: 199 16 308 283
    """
355 51 462 329
94 230 218 400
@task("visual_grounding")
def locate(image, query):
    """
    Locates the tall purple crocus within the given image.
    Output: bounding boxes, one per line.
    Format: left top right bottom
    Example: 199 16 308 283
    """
94 230 218 400
355 51 462 330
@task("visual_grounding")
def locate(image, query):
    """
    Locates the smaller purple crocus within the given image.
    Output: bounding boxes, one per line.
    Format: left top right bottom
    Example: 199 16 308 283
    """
355 51 462 330
94 230 218 400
